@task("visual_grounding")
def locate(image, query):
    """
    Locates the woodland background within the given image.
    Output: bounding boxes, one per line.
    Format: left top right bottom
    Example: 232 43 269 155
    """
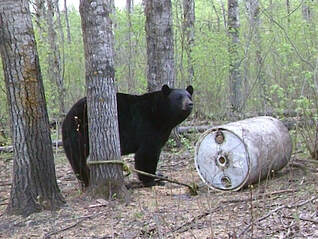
1 0 317 145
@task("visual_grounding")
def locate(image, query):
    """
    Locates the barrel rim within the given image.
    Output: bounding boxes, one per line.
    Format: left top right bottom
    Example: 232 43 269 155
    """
194 126 251 192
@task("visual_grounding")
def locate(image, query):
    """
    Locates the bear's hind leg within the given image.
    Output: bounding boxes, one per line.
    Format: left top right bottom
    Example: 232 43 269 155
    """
63 132 90 188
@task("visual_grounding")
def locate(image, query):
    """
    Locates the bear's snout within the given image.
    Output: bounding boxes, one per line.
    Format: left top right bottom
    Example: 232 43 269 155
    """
183 98 193 111
186 102 193 110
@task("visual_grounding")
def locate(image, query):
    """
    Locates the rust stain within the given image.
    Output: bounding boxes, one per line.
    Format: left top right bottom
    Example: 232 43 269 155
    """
20 50 43 122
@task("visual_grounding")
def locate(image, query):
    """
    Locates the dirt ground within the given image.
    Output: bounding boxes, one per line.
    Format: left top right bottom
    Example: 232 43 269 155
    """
1 131 318 239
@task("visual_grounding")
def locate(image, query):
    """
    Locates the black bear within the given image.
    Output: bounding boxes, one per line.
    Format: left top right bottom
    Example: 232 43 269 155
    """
62 84 193 187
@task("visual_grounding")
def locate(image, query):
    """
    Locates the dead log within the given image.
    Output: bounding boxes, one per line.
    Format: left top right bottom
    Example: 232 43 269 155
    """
0 118 315 153
245 109 316 118
177 125 213 134
216 109 317 120
281 118 315 130
0 140 63 153
177 118 315 134
0 145 13 153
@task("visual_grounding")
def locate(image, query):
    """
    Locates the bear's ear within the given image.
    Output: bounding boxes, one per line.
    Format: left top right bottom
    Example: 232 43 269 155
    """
186 85 193 95
162 84 171 96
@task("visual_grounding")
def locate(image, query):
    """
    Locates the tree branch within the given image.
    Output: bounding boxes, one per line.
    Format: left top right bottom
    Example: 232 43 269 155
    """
44 213 103 239
238 196 318 237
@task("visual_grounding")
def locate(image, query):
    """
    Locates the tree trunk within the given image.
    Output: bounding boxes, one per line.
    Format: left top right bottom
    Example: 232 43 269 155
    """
183 0 195 86
220 0 227 29
46 0 65 116
64 0 72 43
211 0 221 32
286 0 291 26
34 0 46 29
228 0 242 113
173 0 182 88
145 0 175 91
0 0 65 217
302 0 313 22
245 0 266 111
79 0 128 200
55 0 67 116
126 0 135 92
145 0 181 145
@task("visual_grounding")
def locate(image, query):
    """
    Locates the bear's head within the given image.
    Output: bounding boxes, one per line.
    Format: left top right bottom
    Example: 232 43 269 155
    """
161 84 194 125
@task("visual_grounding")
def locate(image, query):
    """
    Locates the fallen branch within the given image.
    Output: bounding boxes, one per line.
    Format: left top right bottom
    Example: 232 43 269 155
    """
282 215 318 224
87 199 109 208
238 195 318 237
0 140 63 153
87 160 199 195
170 206 222 234
130 168 198 195
168 189 297 236
177 125 212 133
282 216 318 224
44 213 102 239
0 197 9 206
0 181 11 187
0 145 13 153
220 188 298 204
294 158 318 165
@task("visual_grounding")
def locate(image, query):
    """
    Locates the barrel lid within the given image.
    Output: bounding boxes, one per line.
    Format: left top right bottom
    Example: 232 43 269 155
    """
195 128 250 191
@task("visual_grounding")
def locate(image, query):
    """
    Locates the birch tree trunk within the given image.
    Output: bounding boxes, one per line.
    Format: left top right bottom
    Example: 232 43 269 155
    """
228 0 242 113
79 0 128 200
145 0 175 91
0 0 65 216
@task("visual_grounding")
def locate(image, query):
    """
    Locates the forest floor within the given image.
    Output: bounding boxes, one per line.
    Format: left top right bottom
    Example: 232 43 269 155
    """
0 129 318 239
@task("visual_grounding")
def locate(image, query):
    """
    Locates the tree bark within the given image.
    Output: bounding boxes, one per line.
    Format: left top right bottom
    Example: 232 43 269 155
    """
145 0 181 145
126 0 135 92
245 0 267 111
34 0 46 27
79 0 128 200
220 0 227 29
64 0 72 43
46 0 65 116
183 0 195 86
145 0 175 91
211 0 221 32
286 0 291 26
0 0 65 217
228 0 243 113
302 0 313 22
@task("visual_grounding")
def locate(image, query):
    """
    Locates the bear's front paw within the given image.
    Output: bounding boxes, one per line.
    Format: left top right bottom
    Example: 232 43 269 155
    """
156 172 168 179
142 179 165 187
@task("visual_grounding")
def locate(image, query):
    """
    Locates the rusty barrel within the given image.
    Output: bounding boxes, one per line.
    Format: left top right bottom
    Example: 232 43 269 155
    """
194 116 292 191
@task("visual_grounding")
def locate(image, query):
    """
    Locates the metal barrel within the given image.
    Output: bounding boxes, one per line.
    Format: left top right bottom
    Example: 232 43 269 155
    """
194 116 292 191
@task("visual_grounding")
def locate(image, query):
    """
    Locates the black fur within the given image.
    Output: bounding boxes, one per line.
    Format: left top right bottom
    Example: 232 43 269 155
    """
62 85 193 187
